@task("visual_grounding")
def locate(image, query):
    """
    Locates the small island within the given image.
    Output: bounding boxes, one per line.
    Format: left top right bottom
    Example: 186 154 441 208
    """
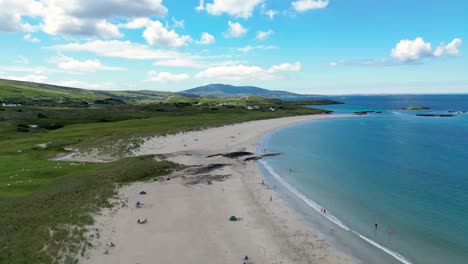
401 105 430 110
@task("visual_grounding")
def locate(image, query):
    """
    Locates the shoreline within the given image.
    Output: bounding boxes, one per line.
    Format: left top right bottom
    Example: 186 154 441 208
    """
79 114 356 264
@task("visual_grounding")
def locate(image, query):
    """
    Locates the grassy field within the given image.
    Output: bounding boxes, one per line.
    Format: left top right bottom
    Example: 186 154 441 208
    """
0 78 175 105
0 79 337 263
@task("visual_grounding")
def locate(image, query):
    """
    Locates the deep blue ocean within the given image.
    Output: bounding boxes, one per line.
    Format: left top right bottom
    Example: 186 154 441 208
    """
259 95 468 264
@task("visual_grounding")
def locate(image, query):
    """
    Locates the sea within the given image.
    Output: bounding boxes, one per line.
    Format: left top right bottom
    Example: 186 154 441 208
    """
257 94 468 264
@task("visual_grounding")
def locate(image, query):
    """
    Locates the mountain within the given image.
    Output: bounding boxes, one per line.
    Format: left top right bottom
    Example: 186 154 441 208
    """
181 84 307 98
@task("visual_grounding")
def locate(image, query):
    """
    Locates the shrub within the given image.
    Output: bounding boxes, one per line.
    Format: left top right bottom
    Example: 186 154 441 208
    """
17 127 29 133
44 123 65 130
37 113 47 118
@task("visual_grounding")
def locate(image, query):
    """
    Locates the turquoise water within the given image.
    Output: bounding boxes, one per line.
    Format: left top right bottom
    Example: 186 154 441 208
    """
259 95 468 264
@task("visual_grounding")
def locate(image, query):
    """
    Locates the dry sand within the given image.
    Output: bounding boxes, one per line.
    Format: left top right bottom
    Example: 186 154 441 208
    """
81 114 355 264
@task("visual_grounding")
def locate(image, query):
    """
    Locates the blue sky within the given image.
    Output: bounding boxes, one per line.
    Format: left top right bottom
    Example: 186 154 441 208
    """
0 0 466 94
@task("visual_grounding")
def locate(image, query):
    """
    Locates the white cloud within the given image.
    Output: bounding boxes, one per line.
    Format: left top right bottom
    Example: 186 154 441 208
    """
0 0 168 37
51 40 187 60
237 45 276 52
23 33 40 43
223 21 247 38
292 0 329 12
0 74 48 83
390 37 432 62
42 11 123 38
58 0 167 19
0 0 43 32
196 62 301 80
204 0 264 18
264 9 278 19
391 37 462 62
49 55 125 72
143 20 192 48
198 32 216 45
268 61 301 73
119 17 151 29
434 38 462 57
195 0 205 11
256 29 274 40
147 71 189 82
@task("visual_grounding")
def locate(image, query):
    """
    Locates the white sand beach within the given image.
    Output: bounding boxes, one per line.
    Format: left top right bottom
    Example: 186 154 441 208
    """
81 114 355 264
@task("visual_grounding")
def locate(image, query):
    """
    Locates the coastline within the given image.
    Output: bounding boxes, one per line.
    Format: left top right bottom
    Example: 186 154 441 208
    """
79 114 356 264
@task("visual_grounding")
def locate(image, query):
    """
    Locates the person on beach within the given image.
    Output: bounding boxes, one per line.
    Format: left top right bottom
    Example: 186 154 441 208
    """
137 218 148 224
136 201 142 208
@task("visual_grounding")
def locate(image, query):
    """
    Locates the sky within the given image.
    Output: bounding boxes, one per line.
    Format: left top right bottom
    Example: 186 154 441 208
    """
0 0 467 94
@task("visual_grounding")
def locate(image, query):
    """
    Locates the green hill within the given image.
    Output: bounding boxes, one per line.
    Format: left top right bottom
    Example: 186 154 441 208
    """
0 79 174 105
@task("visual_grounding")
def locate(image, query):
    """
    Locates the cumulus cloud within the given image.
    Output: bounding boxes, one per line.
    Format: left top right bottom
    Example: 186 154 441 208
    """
49 55 125 72
0 0 43 32
147 71 189 82
42 10 123 38
256 29 274 40
204 0 264 18
0 0 168 37
198 32 216 45
119 18 151 29
51 40 187 60
391 37 462 62
195 62 301 80
433 38 462 57
223 21 247 38
292 0 329 12
61 0 167 19
390 37 432 62
143 20 192 48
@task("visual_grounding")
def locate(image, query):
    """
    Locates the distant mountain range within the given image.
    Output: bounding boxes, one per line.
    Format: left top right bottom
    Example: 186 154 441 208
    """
181 84 309 98
0 79 313 105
